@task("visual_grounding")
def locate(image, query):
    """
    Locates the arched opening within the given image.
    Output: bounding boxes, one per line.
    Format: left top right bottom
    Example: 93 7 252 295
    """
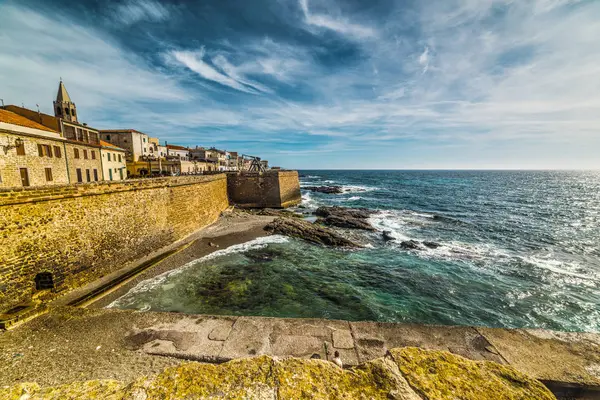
35 272 54 291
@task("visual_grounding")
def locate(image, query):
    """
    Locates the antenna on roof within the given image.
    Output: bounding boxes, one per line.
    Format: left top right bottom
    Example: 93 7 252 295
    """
36 104 40 112
22 102 25 108
0 99 4 107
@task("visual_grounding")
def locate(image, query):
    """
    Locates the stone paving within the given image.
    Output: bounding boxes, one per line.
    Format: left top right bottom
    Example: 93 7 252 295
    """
121 312 600 391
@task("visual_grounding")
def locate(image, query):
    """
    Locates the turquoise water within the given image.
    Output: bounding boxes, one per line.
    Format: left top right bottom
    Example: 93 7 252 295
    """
110 171 600 332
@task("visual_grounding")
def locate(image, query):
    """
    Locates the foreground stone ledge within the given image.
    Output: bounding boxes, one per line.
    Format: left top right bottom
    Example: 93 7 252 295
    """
0 348 556 400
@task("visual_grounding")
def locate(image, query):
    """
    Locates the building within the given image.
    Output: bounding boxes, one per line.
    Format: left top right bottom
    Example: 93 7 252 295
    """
166 144 190 161
99 140 127 181
1 81 105 186
0 109 69 188
100 129 153 177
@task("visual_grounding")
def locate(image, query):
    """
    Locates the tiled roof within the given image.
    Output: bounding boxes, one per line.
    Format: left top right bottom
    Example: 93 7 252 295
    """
167 144 189 150
99 129 146 134
0 109 58 132
99 140 126 152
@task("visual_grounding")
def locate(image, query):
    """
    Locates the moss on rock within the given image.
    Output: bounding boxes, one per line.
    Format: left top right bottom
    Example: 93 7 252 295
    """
389 347 556 400
0 347 557 400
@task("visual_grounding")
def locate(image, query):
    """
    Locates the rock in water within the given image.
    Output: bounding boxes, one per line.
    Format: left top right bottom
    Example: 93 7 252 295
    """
265 218 359 247
423 241 441 249
400 240 422 250
304 186 344 194
315 206 374 219
314 206 376 231
382 231 395 241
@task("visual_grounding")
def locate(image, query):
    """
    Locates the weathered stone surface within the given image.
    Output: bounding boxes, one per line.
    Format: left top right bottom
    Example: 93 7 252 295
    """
332 329 355 349
265 217 359 247
304 185 344 194
478 327 600 387
351 321 505 364
389 347 556 400
318 215 376 231
0 349 557 400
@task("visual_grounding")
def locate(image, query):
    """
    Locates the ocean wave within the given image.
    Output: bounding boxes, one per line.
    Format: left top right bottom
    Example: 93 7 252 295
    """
341 185 374 193
301 191 320 209
521 254 600 283
107 235 289 308
346 196 362 201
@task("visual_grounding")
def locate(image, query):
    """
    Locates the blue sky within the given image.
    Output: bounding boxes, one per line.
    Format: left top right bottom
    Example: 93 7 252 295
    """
1 0 599 169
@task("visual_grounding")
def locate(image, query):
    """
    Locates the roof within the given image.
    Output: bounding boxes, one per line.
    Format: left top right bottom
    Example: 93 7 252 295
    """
99 140 126 152
0 109 58 133
167 144 189 150
99 129 147 135
56 81 72 103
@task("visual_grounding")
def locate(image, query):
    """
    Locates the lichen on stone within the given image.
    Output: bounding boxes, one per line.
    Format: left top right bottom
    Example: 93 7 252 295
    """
389 347 556 400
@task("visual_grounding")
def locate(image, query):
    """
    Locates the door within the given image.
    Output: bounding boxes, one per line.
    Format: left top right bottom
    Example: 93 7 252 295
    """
109 169 113 181
76 168 83 183
119 169 123 180
19 168 30 187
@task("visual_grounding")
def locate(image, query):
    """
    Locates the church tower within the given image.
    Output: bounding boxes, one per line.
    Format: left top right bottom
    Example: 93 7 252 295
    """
53 80 78 123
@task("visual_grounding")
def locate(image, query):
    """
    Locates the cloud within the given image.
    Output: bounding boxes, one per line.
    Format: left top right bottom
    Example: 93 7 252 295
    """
112 0 171 25
298 0 375 39
172 49 263 94
418 47 430 73
0 3 188 115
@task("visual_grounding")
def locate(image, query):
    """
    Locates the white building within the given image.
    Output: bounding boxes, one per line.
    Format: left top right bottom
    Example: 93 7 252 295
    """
99 140 127 181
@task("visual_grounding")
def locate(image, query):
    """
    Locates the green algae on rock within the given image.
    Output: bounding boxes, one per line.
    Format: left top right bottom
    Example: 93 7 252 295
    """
0 348 557 400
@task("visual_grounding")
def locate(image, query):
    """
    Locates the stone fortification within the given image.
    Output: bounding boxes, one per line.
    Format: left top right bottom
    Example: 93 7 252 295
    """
227 170 301 209
0 175 229 311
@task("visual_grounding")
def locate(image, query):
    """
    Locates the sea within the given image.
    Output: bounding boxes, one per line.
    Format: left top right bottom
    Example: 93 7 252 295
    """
109 170 600 332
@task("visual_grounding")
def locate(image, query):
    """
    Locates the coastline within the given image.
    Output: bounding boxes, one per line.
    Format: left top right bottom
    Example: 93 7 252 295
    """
85 211 277 309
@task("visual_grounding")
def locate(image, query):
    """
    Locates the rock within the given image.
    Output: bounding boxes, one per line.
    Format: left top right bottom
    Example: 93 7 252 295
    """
314 206 376 231
388 347 556 400
315 206 374 219
254 209 303 218
423 241 441 249
382 231 395 242
264 218 359 247
0 349 556 400
318 215 375 231
304 186 344 194
400 240 422 250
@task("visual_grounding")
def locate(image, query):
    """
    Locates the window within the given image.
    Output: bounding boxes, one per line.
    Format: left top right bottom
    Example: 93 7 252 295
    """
45 168 53 182
114 168 117 172
45 145 53 158
74 148 80 159
65 108 70 116
20 168 29 187
119 169 123 180
109 169 113 181
143 138 146 143
16 141 25 155
106 135 110 140
107 153 111 161
83 149 88 159
53 146 61 158
35 272 54 290
76 168 82 183
124 139 128 143
86 169 90 182
93 169 98 181
72 109 76 117
91 150 96 160
56 107 62 115
38 144 44 156
118 154 122 162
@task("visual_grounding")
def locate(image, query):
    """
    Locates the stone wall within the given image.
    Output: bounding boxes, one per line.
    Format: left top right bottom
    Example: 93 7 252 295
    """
227 170 301 209
0 175 229 312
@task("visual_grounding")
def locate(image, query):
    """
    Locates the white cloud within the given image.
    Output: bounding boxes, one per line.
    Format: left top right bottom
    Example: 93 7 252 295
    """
299 0 375 39
0 4 187 117
112 0 171 25
418 47 430 73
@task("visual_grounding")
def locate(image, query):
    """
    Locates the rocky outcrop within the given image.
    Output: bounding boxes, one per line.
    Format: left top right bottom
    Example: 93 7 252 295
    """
315 206 376 231
399 240 442 250
304 186 344 194
0 348 556 400
265 218 359 247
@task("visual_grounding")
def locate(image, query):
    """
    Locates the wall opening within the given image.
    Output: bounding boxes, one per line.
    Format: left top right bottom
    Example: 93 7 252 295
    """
35 272 54 291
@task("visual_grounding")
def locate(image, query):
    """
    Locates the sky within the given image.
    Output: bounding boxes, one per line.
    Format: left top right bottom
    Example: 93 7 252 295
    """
0 0 599 169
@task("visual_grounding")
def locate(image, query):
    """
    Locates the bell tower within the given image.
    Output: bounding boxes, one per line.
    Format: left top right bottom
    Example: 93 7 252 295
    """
53 80 78 123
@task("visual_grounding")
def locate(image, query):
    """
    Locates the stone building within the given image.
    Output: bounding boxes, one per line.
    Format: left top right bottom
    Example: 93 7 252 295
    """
99 140 127 181
0 109 69 188
3 81 104 184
